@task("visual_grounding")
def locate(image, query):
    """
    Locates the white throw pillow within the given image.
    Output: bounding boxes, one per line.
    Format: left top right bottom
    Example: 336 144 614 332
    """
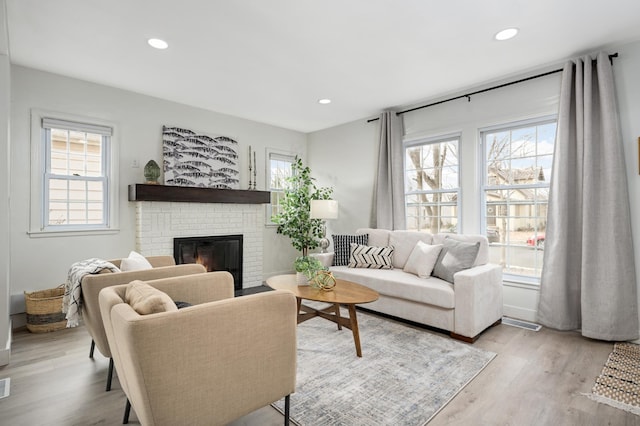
120 251 153 272
403 241 443 278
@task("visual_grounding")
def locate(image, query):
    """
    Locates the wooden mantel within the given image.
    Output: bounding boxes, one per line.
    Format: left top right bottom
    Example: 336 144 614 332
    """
128 184 270 204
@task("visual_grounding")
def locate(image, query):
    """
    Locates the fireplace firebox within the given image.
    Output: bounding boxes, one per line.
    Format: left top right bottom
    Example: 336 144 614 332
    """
173 235 243 291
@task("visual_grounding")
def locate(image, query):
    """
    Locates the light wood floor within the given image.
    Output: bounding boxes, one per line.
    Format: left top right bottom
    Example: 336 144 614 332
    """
1 317 639 425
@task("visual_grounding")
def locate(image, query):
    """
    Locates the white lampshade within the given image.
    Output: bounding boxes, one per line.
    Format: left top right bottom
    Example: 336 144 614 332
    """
310 199 339 220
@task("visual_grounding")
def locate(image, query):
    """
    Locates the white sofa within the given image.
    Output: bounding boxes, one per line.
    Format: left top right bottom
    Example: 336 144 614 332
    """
325 228 503 342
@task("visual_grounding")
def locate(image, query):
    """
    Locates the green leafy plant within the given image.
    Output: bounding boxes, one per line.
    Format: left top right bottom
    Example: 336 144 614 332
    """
272 157 333 256
293 255 324 279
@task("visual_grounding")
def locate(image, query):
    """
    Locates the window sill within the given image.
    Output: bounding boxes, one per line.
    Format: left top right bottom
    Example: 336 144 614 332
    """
28 228 120 238
502 276 540 290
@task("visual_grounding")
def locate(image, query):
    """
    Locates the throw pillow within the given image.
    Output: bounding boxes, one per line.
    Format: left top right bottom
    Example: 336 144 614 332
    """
120 251 153 272
403 241 443 278
125 280 178 315
348 243 394 269
332 234 369 266
432 238 481 284
174 301 193 309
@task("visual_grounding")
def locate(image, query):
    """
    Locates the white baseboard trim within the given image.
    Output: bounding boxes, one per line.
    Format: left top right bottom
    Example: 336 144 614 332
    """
503 304 537 323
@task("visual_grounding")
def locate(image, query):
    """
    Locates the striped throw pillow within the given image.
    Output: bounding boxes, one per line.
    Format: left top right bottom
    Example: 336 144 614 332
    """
348 244 394 269
332 234 369 266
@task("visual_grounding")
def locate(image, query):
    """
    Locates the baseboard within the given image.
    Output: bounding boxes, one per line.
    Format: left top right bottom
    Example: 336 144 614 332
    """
502 304 537 323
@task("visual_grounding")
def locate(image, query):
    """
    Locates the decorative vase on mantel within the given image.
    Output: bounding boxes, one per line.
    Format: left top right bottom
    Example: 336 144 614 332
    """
144 160 161 184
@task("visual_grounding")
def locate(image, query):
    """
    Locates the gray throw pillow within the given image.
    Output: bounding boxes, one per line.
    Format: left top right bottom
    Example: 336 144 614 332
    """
432 238 481 284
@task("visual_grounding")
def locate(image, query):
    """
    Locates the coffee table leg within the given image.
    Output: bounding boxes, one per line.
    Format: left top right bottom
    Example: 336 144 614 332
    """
334 303 342 330
347 304 362 357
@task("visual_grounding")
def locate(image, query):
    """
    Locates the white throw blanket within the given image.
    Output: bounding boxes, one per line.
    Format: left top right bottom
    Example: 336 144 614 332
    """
62 258 120 328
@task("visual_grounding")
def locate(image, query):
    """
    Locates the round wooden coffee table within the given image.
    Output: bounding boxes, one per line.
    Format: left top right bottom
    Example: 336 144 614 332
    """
266 274 379 357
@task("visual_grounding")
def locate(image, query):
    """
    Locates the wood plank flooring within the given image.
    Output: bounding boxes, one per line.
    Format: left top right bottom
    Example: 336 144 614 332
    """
1 317 639 425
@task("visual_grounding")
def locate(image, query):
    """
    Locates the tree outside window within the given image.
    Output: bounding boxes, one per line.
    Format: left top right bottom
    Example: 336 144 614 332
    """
404 136 460 233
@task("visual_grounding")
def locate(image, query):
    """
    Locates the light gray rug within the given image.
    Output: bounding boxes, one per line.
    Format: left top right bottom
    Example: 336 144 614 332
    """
274 308 496 425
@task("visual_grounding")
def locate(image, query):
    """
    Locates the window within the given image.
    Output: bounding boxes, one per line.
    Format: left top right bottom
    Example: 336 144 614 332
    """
29 111 118 236
481 117 556 279
266 150 295 225
404 135 460 233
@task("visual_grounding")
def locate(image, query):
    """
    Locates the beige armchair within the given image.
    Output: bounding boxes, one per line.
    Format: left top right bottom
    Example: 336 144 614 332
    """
81 255 206 390
99 272 297 426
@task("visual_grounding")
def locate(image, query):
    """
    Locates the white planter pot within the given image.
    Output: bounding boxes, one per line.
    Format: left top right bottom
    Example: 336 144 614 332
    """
296 272 309 285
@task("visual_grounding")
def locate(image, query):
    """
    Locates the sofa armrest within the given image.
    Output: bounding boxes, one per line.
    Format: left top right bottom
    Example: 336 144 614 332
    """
311 252 334 268
452 263 503 339
108 290 297 426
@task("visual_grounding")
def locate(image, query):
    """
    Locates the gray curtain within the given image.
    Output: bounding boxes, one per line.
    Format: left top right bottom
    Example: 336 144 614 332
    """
373 111 405 230
537 52 639 341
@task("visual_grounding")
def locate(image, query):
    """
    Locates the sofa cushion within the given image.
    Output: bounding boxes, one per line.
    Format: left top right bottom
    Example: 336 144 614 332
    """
389 231 434 269
348 244 394 269
120 251 153 272
125 280 179 315
331 266 455 309
432 234 488 266
432 238 480 284
356 228 391 248
332 234 368 266
403 241 443 278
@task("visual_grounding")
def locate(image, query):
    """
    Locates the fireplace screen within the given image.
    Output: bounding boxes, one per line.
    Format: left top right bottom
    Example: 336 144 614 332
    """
173 235 243 291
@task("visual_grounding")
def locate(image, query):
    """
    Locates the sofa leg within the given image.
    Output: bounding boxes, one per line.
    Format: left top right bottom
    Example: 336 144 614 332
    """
106 358 114 391
123 398 131 424
89 339 95 358
450 332 477 343
283 395 290 426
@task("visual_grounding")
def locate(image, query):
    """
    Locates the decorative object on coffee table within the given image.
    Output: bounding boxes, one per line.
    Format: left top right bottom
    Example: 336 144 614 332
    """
310 270 336 291
162 125 239 189
294 255 323 285
143 160 161 184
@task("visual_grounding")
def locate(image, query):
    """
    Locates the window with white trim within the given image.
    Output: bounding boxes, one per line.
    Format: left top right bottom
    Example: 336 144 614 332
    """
481 117 556 279
30 112 118 235
266 150 295 226
404 135 460 233
43 118 112 229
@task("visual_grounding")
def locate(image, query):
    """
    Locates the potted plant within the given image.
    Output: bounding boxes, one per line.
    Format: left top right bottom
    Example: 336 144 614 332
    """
272 157 333 279
293 255 324 284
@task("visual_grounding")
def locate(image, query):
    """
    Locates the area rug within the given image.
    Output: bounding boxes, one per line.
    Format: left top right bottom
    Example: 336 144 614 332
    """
585 342 640 415
273 309 496 425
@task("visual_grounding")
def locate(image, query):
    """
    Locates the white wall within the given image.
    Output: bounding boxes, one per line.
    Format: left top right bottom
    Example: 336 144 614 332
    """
307 119 379 235
8 66 306 324
0 54 10 366
308 40 640 323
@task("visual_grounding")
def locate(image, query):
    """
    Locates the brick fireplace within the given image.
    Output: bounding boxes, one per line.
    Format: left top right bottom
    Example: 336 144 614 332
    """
130 185 270 290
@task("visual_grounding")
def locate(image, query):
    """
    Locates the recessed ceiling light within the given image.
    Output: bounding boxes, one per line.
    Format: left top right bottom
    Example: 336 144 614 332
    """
318 99 331 104
148 38 169 49
495 28 518 41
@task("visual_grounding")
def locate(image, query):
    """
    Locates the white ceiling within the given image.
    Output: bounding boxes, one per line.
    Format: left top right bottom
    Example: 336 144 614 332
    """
6 0 640 133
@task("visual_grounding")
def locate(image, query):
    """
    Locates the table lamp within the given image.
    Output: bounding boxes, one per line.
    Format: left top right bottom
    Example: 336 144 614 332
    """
310 199 339 253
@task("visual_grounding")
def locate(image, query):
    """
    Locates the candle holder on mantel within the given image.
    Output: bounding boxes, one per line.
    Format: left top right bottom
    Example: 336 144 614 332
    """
247 145 257 190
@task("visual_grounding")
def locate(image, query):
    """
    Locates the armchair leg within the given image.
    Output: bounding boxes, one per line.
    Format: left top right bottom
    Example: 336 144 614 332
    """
284 395 290 426
106 358 114 391
89 339 95 358
123 399 131 424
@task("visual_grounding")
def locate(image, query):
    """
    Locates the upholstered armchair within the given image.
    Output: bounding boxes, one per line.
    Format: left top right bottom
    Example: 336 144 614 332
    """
99 272 297 426
81 255 206 390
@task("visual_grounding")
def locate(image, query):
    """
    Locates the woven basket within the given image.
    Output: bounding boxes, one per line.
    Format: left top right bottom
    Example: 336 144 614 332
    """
24 285 67 333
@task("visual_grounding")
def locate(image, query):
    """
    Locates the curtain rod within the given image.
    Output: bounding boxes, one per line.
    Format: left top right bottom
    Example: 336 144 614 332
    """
367 53 618 123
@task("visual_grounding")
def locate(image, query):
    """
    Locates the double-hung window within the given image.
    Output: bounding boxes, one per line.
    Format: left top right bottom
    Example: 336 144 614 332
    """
481 117 556 280
38 117 114 232
404 135 460 233
266 150 295 225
